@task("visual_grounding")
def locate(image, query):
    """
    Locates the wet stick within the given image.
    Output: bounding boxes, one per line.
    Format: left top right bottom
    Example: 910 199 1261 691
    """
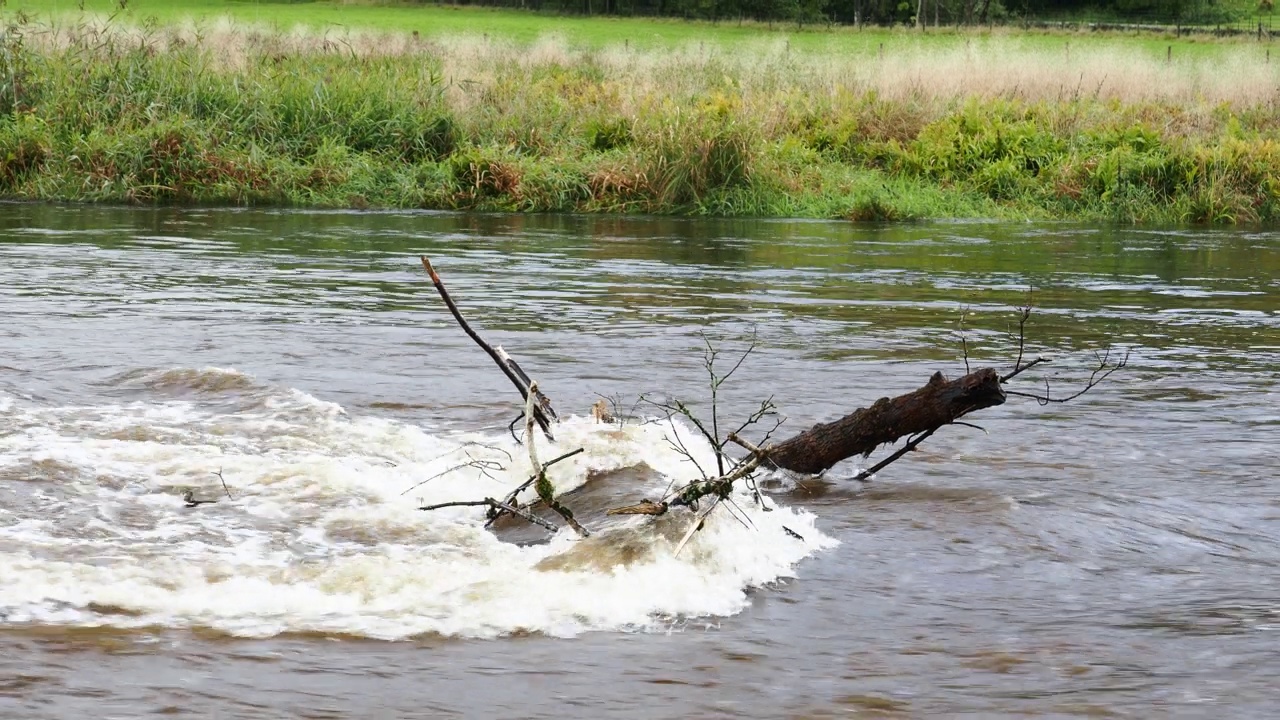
525 382 589 537
420 256 557 441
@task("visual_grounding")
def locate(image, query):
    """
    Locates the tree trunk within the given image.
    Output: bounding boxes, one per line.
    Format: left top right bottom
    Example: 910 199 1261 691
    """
765 368 1006 475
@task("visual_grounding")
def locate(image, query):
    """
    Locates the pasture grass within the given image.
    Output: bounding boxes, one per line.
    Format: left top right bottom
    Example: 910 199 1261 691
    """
3 0 1269 55
0 11 1279 223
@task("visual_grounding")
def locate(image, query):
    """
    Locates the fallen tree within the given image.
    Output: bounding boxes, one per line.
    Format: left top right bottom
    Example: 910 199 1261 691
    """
415 257 1127 547
763 368 1005 476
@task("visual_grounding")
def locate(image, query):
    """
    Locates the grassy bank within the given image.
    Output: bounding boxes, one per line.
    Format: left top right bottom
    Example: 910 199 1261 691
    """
2 13 1280 222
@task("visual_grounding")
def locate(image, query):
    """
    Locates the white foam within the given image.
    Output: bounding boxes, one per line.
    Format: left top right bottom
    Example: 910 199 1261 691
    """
0 370 835 639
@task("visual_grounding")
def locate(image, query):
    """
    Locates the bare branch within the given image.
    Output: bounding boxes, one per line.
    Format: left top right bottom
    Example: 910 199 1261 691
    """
722 396 778 450
1001 356 1049 383
706 328 757 476
674 496 721 557
539 447 586 473
1005 347 1130 405
212 468 233 500
674 399 723 465
507 412 525 444
418 499 494 511
419 497 560 533
609 429 770 518
423 442 513 467
421 256 556 441
664 416 710 481
756 414 787 447
721 495 757 531
400 456 505 496
714 327 758 388
726 431 768 458
1012 288 1034 372
852 427 938 482
607 500 668 516
1001 288 1045 383
524 386 540 475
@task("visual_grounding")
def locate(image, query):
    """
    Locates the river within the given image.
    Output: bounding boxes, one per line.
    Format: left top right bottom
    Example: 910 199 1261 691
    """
1 205 1277 718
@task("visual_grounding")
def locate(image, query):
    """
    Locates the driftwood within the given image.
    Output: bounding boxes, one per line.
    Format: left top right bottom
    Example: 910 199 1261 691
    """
764 368 1006 476
414 260 1124 545
420 256 557 441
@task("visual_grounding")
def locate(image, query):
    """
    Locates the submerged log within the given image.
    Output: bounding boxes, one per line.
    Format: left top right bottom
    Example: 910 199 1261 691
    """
765 368 1006 476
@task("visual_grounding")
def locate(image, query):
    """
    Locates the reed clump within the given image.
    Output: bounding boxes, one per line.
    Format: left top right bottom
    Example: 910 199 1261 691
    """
2 15 1280 222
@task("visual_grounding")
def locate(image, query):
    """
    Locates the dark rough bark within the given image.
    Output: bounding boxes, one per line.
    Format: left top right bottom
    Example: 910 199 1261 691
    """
766 368 1006 475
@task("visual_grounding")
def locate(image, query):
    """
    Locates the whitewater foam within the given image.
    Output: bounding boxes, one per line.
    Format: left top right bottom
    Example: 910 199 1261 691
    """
0 367 835 639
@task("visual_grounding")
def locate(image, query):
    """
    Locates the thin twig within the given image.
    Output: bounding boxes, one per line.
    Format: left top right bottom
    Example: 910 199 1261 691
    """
591 393 624 425
495 500 561 532
722 397 777 451
659 412 709 481
1013 289 1033 372
853 427 938 482
675 400 722 467
705 329 757 477
212 468 233 500
1006 347 1130 405
756 415 787 447
1001 288 1045 383
722 495 757 531
639 395 714 478
701 332 724 477
507 412 525 444
674 496 722 557
714 328 757 387
400 457 505 496
419 497 560 533
1001 356 1049 383
423 442 513 466
418 499 495 511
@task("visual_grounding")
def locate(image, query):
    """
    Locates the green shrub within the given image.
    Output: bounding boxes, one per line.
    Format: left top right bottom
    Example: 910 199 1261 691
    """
586 117 633 152
642 111 754 209
449 146 523 202
0 114 50 189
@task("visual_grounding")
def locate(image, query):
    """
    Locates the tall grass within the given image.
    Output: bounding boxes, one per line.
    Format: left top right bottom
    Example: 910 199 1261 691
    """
2 15 1280 222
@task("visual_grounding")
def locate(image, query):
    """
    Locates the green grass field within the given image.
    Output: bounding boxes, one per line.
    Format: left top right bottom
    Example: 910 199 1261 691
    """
19 0 812 48
4 0 1265 58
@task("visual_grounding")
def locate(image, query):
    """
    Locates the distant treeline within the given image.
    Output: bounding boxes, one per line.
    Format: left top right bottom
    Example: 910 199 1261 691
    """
414 0 1246 26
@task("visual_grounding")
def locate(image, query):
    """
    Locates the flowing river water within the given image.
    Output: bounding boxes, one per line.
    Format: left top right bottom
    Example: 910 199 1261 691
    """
0 205 1277 718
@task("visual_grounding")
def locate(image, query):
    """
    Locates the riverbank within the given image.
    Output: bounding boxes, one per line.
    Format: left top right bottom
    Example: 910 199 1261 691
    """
2 15 1279 222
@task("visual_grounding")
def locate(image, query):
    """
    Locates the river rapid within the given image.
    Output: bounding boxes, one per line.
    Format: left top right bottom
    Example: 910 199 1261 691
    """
1 206 1277 718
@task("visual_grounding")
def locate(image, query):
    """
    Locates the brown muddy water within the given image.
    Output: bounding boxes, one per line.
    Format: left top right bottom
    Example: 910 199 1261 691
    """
0 205 1277 719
